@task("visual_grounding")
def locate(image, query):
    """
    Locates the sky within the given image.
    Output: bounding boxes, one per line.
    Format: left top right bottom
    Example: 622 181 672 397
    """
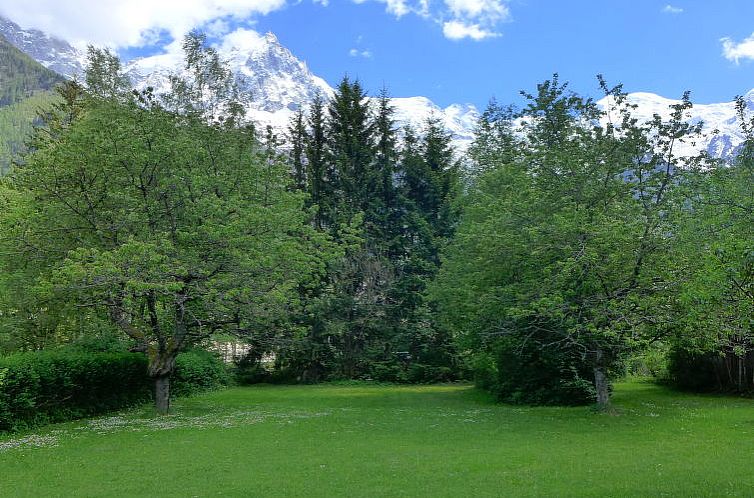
1 0 753 109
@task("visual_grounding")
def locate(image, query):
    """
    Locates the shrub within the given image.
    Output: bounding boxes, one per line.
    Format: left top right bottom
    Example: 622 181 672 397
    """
666 347 723 392
172 350 230 396
489 337 596 406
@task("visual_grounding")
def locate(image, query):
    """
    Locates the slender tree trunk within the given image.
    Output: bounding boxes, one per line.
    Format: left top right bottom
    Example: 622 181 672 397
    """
593 349 610 409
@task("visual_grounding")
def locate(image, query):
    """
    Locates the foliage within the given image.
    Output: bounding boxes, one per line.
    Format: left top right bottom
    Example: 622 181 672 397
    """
171 349 230 396
271 78 461 384
0 351 150 432
667 97 754 392
492 336 597 405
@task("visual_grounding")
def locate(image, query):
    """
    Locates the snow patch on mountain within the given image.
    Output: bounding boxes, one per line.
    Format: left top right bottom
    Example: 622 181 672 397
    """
597 91 750 159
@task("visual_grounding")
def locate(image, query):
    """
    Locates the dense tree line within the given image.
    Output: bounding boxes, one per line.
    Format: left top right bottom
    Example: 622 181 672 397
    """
252 79 461 383
0 34 62 174
0 34 751 413
667 97 754 393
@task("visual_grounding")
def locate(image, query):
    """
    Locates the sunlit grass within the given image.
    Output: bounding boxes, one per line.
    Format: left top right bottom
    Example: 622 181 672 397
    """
2 380 753 497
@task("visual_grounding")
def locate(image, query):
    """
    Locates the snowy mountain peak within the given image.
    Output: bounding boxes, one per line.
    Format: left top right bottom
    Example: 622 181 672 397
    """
0 15 85 79
597 91 752 159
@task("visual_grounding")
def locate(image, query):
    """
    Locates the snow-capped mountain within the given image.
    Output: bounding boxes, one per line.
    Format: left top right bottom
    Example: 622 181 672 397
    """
0 16 85 79
1 13 749 159
597 91 753 159
121 29 480 148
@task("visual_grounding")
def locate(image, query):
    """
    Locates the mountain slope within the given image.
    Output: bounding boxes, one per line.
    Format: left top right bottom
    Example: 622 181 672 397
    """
0 34 62 107
112 32 754 158
0 92 58 174
0 26 63 174
597 91 753 159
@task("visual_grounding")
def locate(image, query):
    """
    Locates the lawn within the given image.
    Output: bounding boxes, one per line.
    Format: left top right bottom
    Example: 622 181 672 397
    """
1 381 753 497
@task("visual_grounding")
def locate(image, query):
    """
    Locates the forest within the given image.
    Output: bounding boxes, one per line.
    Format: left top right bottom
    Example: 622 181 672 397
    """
0 33 752 422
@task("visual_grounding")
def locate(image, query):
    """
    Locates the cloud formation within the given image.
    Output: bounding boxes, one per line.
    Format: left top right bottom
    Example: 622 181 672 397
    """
349 48 373 58
442 21 497 40
661 5 683 14
358 0 510 41
0 0 286 48
0 0 510 47
721 33 754 64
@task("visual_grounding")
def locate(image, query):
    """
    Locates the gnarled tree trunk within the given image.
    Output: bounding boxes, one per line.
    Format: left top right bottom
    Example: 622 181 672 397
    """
149 352 177 415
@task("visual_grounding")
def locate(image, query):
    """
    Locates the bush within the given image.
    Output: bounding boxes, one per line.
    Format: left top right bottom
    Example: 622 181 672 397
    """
488 337 596 406
666 334 754 394
0 350 229 432
667 347 722 392
172 350 230 396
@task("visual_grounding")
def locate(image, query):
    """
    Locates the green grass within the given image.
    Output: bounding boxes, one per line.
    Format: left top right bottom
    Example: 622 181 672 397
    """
2 380 753 497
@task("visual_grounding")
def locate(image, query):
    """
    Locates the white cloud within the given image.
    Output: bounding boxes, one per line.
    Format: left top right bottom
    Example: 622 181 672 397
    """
721 33 754 64
0 0 287 49
0 0 511 49
220 27 267 52
362 0 509 41
357 0 413 18
661 5 683 14
385 0 410 17
204 18 232 38
349 48 372 58
442 20 497 40
444 0 508 21
441 0 508 40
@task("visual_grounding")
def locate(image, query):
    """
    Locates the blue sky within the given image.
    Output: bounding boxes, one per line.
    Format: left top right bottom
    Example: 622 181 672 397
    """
3 0 754 108
256 1 754 107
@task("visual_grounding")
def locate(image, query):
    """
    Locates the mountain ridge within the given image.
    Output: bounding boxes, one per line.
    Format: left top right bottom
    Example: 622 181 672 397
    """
0 15 749 158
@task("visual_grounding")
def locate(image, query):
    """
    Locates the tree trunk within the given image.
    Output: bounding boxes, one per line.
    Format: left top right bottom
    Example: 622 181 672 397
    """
593 349 610 409
594 365 609 409
154 374 171 415
148 352 177 415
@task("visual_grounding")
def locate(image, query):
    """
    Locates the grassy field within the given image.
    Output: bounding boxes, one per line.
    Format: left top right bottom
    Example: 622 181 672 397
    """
1 380 753 497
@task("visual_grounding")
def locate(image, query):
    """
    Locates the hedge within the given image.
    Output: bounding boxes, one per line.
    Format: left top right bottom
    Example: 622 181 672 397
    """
0 350 227 432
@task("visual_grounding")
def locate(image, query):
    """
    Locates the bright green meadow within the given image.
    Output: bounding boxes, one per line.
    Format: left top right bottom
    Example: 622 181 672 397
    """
1 381 753 497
